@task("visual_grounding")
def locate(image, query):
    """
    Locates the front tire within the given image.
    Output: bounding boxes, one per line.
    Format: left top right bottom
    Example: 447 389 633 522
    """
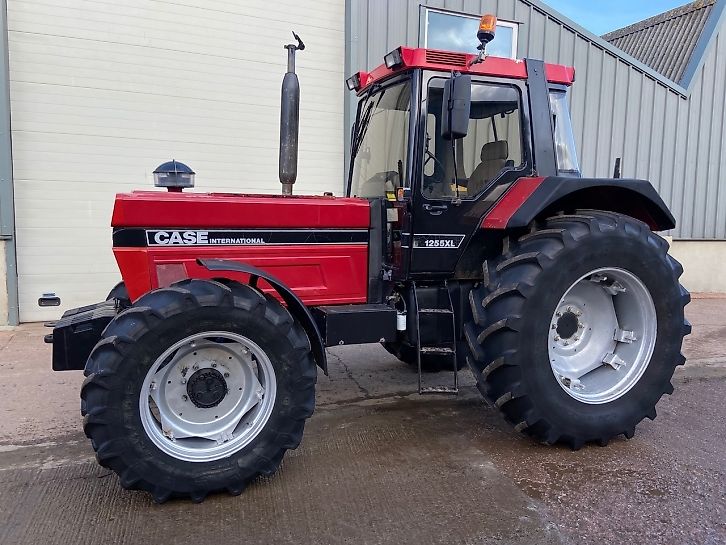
81 279 316 502
464 211 690 449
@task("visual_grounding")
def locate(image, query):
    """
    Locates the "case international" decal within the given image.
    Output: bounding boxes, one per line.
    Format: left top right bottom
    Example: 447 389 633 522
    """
135 229 369 247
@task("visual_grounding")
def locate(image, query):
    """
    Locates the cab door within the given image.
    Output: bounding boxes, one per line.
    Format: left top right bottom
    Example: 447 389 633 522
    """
408 73 532 276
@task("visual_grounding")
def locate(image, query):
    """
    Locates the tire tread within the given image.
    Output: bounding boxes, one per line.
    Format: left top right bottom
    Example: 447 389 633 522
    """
465 211 691 448
81 279 316 502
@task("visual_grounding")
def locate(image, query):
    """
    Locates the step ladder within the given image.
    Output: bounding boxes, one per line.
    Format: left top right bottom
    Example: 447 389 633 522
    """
413 282 459 395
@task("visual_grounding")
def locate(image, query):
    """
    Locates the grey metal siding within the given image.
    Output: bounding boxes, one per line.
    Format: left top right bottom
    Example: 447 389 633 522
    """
347 0 726 239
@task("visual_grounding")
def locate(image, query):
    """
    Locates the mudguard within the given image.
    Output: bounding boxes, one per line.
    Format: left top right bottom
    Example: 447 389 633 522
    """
482 177 676 231
197 258 328 375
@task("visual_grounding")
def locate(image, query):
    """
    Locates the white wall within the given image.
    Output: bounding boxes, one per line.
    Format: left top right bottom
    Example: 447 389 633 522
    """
670 240 726 294
7 0 345 322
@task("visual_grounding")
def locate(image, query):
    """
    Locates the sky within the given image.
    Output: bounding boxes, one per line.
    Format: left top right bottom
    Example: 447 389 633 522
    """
543 0 690 35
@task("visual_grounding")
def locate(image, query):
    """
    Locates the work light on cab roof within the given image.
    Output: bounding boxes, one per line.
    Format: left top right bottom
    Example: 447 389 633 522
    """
345 72 363 91
384 47 404 69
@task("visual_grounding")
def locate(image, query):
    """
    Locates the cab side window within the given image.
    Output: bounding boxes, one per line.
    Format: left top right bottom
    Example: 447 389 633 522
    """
423 80 523 200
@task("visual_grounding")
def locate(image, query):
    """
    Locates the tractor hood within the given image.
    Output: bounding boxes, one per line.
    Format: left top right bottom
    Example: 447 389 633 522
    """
110 191 372 305
112 191 370 229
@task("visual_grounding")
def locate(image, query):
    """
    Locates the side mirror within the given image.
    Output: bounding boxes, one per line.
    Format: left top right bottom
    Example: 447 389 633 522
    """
441 74 471 140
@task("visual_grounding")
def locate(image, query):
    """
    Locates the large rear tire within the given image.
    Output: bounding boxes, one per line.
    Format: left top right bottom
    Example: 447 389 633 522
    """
81 279 316 502
464 211 690 449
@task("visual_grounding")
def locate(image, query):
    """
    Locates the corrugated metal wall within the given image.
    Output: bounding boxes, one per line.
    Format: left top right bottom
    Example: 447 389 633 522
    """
348 0 726 239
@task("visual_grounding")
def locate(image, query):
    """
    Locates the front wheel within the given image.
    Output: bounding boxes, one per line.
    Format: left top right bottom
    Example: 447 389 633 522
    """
464 211 690 449
81 279 316 502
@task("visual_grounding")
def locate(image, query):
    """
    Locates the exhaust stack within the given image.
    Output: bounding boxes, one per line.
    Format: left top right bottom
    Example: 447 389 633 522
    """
279 32 305 195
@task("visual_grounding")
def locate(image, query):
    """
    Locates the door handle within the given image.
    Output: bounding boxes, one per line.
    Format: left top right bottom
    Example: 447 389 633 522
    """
423 203 448 215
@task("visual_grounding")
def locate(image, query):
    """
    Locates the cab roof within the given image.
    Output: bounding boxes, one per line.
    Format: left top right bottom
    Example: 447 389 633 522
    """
354 47 575 94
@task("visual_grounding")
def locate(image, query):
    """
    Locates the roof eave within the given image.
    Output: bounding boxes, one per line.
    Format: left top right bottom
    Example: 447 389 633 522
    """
680 0 726 90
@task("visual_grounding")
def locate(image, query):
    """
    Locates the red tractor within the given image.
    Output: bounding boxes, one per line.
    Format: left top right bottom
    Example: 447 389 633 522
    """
46 18 690 503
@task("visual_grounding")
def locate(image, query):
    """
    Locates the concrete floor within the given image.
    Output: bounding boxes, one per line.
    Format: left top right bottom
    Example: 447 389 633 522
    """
0 297 724 545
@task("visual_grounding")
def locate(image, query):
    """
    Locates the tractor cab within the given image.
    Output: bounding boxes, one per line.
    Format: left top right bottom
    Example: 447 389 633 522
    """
346 42 579 278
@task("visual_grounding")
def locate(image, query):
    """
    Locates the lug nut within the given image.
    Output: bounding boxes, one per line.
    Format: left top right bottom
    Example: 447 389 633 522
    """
211 363 217 368
193 364 199 370
182 395 188 401
224 372 230 378
181 379 186 384
554 335 560 341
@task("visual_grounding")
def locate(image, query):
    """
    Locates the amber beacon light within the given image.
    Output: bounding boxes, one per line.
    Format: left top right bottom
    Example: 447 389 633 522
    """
477 14 497 45
470 14 498 66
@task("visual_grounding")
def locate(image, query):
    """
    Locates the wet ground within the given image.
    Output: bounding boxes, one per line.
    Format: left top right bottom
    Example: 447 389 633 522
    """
0 297 724 545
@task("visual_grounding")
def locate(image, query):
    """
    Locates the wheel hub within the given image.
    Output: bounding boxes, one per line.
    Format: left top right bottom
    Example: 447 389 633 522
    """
187 367 228 408
551 304 586 348
555 311 580 340
140 332 277 462
547 268 657 404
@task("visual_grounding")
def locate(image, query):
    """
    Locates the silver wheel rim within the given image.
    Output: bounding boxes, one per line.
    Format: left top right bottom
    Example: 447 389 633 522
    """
548 267 657 404
139 331 276 462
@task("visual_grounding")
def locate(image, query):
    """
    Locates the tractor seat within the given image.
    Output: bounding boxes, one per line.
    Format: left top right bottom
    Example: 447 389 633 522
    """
468 141 508 196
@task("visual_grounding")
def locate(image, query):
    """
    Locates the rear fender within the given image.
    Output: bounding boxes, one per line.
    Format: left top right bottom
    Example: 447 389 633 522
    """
197 258 328 375
481 177 676 231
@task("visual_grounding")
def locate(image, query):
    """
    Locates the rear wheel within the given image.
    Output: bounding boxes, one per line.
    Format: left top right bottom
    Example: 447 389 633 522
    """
464 211 690 448
82 279 316 502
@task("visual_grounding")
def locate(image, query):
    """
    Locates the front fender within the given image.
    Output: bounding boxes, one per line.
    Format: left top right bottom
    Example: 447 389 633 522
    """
197 258 327 375
481 177 676 231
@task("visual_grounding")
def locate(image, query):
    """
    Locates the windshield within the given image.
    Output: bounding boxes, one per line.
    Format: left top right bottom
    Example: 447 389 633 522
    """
349 81 411 198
